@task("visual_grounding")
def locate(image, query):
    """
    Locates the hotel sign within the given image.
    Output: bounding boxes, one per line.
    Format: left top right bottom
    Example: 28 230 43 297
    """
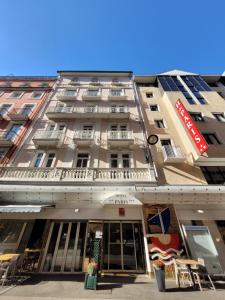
175 99 208 155
103 194 142 205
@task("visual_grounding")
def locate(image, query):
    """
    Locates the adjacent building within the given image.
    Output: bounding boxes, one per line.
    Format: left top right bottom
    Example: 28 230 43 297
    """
135 70 225 274
0 76 56 165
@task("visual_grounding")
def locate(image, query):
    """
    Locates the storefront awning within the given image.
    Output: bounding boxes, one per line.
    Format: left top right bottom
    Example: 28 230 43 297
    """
0 205 54 213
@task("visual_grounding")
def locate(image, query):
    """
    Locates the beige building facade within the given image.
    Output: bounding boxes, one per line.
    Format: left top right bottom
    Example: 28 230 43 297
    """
135 70 225 274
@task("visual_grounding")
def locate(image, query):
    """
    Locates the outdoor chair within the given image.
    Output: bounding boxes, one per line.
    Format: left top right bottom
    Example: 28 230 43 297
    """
0 255 21 286
191 259 216 291
174 259 192 287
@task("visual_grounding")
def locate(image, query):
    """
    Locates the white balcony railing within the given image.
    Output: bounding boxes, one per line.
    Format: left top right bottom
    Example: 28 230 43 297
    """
108 130 133 140
0 167 155 183
33 130 64 140
162 145 185 162
73 130 94 140
47 106 129 115
57 91 78 100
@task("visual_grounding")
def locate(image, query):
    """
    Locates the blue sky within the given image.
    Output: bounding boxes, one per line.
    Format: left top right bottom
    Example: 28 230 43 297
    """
0 0 224 76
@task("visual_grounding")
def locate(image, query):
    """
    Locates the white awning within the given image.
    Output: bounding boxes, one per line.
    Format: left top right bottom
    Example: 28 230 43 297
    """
0 205 54 213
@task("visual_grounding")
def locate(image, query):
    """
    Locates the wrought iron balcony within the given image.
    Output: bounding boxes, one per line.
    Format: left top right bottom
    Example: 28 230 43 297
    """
0 167 156 184
57 91 78 101
82 90 102 100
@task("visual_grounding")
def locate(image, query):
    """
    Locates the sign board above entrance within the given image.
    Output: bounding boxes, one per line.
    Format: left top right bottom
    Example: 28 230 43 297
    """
175 99 208 155
103 194 142 206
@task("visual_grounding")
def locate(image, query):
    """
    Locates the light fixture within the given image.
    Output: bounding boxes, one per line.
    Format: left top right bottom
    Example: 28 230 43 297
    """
74 208 80 213
197 209 204 214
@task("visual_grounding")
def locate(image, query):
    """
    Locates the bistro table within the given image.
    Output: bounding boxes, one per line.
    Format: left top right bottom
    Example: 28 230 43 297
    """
0 253 19 262
175 259 200 289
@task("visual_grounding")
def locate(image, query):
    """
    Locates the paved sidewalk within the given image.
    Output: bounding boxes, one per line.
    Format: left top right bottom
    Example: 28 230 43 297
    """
0 274 225 300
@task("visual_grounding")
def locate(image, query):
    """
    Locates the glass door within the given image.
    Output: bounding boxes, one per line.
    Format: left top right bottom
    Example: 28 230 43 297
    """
103 222 145 272
40 221 87 273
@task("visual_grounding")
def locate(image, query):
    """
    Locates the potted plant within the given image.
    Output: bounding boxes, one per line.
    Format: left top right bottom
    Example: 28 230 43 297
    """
153 259 166 292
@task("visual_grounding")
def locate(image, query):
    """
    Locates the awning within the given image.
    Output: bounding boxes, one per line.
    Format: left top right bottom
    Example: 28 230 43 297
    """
0 205 54 213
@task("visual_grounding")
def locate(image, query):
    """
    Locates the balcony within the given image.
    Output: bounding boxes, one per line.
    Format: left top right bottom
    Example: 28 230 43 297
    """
162 145 186 163
46 106 130 120
82 91 102 100
8 108 33 121
0 130 15 146
57 91 78 101
73 130 95 146
108 131 134 148
0 167 155 184
108 91 128 101
32 130 65 148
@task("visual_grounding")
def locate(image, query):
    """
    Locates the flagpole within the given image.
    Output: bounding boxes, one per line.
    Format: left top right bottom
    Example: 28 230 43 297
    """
158 208 165 234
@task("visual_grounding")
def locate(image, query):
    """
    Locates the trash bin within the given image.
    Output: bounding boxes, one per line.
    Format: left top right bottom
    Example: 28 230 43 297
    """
84 273 97 290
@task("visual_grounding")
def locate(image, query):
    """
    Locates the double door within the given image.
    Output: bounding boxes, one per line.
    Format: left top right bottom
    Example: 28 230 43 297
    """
40 221 87 273
103 222 145 272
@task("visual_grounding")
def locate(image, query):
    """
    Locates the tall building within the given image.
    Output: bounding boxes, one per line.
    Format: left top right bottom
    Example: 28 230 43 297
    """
0 71 156 274
0 76 56 165
135 70 225 274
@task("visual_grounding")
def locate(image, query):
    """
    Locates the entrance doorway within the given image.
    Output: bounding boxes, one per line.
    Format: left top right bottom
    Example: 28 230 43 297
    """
40 221 87 273
102 222 145 272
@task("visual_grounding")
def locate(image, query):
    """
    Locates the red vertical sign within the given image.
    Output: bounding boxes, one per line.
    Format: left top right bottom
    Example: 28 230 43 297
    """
175 99 208 155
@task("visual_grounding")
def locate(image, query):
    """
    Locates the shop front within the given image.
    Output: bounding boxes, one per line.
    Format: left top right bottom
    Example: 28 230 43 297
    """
175 203 225 275
0 193 148 275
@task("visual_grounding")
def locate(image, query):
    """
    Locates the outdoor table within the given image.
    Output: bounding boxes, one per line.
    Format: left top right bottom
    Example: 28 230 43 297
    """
175 259 200 289
0 253 19 262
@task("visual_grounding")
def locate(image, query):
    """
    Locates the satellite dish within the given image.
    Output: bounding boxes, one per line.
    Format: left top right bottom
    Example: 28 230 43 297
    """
147 134 159 145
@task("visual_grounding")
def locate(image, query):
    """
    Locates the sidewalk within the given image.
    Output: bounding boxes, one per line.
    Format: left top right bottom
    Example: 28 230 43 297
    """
0 274 225 300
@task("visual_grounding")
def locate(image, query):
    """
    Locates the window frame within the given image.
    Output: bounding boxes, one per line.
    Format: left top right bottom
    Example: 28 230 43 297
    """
202 133 221 145
146 92 153 98
30 91 44 100
212 113 225 122
189 112 205 122
149 104 159 111
154 119 166 128
8 91 24 99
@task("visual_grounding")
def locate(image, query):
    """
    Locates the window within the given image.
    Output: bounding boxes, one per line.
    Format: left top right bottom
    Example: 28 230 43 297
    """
76 153 89 168
189 112 204 122
21 104 34 116
87 89 99 96
202 133 221 145
111 105 126 113
110 153 131 168
86 105 97 113
201 166 225 184
158 76 196 105
155 119 165 128
149 105 159 111
64 90 77 97
110 154 118 168
122 154 130 168
45 153 55 167
34 152 44 167
213 113 225 122
0 104 11 116
20 82 30 87
146 92 153 98
110 89 122 96
39 82 49 87
0 149 7 160
30 91 44 99
9 91 23 98
161 139 176 157
5 124 22 141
